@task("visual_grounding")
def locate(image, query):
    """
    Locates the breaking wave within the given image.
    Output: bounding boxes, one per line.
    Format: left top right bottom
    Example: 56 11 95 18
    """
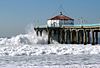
0 25 99 56
0 44 100 56
0 25 49 46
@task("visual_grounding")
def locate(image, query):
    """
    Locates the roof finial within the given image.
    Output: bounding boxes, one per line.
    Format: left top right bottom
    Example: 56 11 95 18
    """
60 12 63 15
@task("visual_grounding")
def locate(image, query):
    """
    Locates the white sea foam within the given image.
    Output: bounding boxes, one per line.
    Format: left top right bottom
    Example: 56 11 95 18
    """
0 25 48 46
0 44 99 56
0 25 99 56
1 64 100 68
0 26 100 68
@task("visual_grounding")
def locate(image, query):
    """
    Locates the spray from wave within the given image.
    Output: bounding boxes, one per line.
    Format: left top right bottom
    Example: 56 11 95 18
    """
0 24 99 56
0 24 49 46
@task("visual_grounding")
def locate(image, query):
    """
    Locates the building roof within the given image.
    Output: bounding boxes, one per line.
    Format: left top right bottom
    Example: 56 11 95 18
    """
49 12 74 20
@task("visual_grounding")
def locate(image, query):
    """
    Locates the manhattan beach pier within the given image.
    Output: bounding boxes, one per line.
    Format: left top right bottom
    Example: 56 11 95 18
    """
34 12 100 45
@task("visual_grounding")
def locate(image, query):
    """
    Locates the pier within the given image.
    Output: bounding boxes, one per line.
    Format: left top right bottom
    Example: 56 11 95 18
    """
34 25 100 45
34 12 100 45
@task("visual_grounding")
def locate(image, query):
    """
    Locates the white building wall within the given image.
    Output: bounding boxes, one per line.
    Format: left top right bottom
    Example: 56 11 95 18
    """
47 20 74 27
47 20 60 27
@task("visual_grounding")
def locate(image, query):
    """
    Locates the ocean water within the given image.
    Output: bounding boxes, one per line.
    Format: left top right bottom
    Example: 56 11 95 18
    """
0 26 100 68
1 55 100 68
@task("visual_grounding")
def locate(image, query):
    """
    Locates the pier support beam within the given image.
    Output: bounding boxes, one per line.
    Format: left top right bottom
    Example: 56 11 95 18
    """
92 30 95 45
79 30 84 44
60 29 62 43
84 30 87 45
58 29 60 43
70 30 73 44
87 31 90 44
61 30 65 44
48 30 51 44
78 30 81 44
68 30 71 44
76 30 79 44
95 31 98 44
65 30 67 44
36 30 39 36
40 30 42 36
65 30 70 44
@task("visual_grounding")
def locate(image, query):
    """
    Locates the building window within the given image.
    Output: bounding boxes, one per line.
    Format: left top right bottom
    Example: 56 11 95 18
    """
53 22 56 27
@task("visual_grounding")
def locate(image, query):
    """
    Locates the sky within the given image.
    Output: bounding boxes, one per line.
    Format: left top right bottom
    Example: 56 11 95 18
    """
0 0 100 37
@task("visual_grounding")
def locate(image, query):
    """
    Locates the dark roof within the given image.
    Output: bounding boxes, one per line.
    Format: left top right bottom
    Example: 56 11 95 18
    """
49 12 74 20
